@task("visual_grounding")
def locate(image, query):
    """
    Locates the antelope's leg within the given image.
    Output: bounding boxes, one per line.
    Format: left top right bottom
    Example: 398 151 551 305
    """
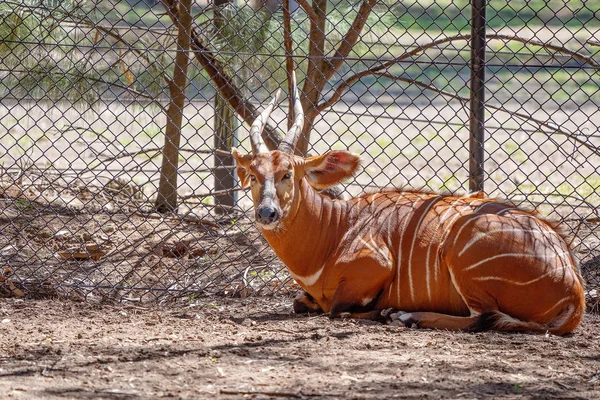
328 263 392 322
328 285 388 321
390 311 479 331
336 308 398 322
293 290 323 314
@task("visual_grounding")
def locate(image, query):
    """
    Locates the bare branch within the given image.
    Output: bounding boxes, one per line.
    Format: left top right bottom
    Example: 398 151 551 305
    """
162 0 284 150
74 18 174 88
85 76 164 107
319 33 600 112
189 34 284 149
372 71 468 105
323 0 377 81
296 0 318 24
368 71 600 156
586 40 600 48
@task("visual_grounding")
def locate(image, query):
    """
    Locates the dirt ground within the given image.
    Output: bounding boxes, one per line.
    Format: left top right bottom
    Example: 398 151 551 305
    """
1 298 599 400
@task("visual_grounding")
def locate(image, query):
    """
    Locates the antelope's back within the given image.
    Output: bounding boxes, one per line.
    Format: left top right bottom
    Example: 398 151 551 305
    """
346 191 582 316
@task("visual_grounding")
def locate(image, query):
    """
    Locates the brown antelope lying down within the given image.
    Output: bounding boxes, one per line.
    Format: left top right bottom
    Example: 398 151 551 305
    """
232 76 585 335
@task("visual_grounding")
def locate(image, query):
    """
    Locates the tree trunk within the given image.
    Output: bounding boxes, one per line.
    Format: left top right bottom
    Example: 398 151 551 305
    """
213 0 237 214
155 0 193 212
297 0 328 156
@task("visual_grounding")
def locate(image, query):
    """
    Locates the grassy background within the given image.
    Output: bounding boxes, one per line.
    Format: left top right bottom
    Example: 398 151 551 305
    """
109 1 600 31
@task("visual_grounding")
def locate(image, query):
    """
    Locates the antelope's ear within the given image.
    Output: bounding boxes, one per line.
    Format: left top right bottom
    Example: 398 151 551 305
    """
302 150 360 190
232 148 253 188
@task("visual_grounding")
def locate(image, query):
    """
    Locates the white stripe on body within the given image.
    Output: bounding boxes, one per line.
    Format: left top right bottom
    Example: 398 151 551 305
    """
386 194 406 301
539 297 572 317
447 267 479 317
360 234 393 269
407 196 443 304
425 198 482 302
452 203 516 247
463 250 571 272
473 267 564 285
458 228 561 257
289 264 325 287
396 209 415 304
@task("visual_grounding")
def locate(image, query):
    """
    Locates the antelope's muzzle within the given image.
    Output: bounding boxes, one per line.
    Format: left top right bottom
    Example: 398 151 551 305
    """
256 205 279 226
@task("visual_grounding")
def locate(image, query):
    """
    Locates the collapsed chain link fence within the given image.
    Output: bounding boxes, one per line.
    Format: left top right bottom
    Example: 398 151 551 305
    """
0 0 599 309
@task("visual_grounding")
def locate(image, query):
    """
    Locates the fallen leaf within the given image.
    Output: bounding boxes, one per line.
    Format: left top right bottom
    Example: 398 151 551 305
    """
191 248 207 257
85 243 100 252
7 280 24 297
162 242 189 258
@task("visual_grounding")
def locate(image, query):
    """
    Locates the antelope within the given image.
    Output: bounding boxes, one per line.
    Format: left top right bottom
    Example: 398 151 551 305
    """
232 74 585 335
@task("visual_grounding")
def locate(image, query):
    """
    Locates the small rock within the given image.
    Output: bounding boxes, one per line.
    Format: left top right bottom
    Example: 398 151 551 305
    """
0 245 17 256
38 230 53 239
54 230 70 240
240 318 256 327
85 243 100 252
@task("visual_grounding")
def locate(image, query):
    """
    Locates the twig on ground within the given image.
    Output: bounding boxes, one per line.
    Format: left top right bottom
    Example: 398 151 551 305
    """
220 389 316 398
555 381 575 390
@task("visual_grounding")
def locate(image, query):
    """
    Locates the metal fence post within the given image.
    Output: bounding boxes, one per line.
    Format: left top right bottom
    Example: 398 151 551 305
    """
469 0 486 193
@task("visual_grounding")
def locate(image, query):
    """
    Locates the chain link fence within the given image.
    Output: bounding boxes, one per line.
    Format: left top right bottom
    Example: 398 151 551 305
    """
1 0 599 309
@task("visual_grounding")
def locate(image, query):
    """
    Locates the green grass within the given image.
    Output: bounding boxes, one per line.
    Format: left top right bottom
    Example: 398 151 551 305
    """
376 136 392 149
140 124 162 140
102 1 600 41
118 136 135 147
426 173 464 192
411 134 427 148
393 0 600 33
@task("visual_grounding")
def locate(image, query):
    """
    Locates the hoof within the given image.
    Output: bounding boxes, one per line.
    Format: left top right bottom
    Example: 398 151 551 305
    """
293 291 322 314
389 311 418 328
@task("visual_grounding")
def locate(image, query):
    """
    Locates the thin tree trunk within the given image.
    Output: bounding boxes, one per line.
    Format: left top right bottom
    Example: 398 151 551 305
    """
282 0 295 131
155 0 193 212
161 1 283 151
295 0 376 156
213 0 237 214
297 0 328 156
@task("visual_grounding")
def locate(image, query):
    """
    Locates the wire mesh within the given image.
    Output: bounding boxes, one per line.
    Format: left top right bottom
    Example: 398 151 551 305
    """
0 0 598 309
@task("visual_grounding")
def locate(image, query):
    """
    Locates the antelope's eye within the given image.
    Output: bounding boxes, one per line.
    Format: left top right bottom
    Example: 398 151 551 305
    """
282 172 292 181
249 175 257 182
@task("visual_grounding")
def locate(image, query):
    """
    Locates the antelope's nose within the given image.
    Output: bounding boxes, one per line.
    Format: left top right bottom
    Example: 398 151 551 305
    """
256 206 278 225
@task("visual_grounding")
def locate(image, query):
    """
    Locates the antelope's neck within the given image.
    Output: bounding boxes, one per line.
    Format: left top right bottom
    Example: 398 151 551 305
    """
261 180 348 281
